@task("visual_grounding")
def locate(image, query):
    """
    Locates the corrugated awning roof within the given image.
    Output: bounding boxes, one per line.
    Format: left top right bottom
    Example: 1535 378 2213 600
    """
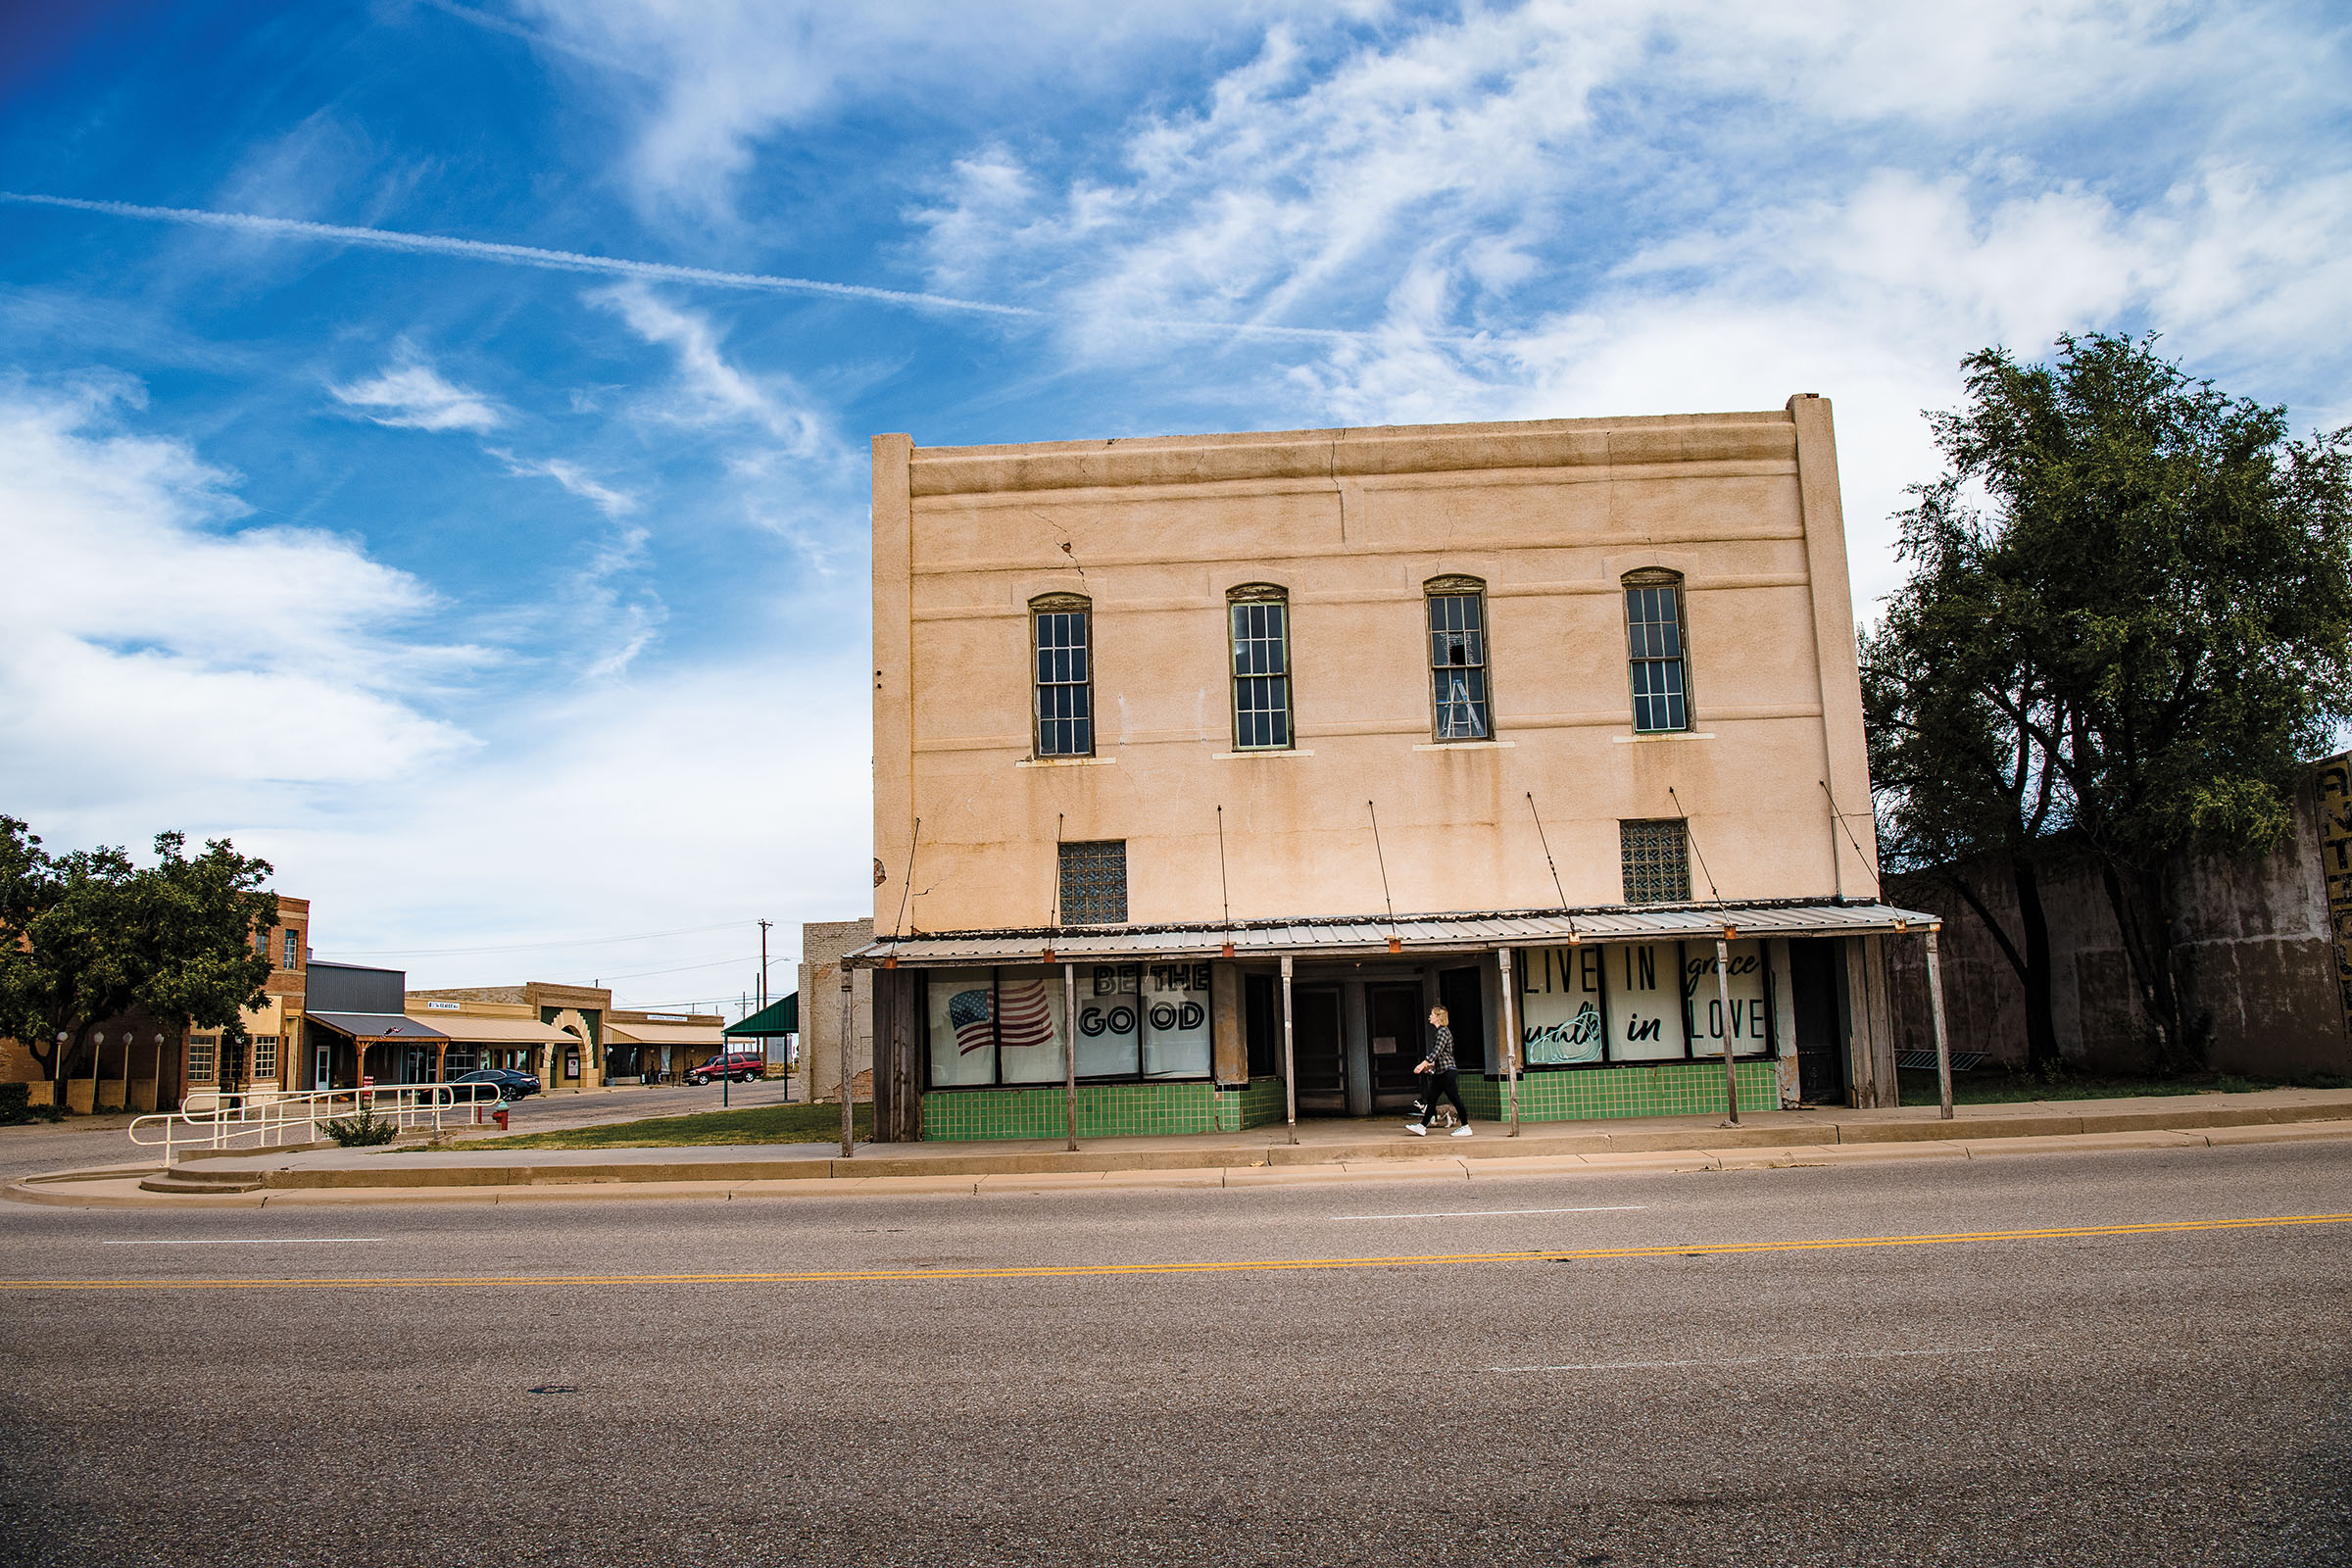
401 1014 574 1046
724 993 797 1037
308 1011 448 1042
605 1020 726 1047
845 901 1936 968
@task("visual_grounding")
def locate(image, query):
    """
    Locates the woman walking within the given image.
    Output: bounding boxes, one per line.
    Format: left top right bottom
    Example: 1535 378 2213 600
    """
1406 1004 1473 1137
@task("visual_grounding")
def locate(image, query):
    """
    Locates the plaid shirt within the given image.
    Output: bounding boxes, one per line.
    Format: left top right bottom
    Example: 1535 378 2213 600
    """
1423 1024 1456 1073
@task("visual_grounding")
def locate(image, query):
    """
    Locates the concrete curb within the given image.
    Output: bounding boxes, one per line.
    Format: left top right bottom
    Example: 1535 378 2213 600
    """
8 1117 2348 1208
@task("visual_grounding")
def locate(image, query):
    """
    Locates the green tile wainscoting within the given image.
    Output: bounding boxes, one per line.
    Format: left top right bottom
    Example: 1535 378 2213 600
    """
1469 1058 1782 1123
918 1060 1779 1140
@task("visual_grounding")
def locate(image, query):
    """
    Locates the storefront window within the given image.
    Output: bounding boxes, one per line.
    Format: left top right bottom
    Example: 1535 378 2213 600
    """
1684 941 1771 1055
1517 940 1774 1064
1605 942 1684 1060
926 962 1212 1087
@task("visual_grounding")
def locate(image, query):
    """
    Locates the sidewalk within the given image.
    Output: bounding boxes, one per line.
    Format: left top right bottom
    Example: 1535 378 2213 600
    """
8 1087 2351 1207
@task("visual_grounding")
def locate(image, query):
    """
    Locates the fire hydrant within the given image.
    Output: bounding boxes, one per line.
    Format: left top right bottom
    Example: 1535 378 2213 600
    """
493 1105 510 1131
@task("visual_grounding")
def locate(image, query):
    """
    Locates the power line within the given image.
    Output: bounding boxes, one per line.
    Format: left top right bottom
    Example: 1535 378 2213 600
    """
333 918 757 958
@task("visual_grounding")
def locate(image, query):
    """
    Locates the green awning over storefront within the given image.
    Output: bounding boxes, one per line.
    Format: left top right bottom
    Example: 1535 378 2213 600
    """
724 993 797 1038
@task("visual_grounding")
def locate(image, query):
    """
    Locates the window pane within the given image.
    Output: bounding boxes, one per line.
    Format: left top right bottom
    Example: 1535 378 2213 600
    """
1428 594 1491 739
1231 600 1293 748
928 968 1000 1086
1036 608 1094 757
993 967 1067 1083
1058 840 1128 925
1604 943 1684 1060
1076 962 1143 1076
1141 960 1213 1078
1684 940 1771 1056
1518 945 1606 1064
1620 818 1690 904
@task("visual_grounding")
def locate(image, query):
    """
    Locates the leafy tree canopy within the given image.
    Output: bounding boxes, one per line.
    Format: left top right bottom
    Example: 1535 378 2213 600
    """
0 816 277 1081
1867 332 2352 1066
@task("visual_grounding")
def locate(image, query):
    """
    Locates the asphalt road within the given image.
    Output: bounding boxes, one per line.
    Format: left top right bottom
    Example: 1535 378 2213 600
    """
2 1142 2347 1567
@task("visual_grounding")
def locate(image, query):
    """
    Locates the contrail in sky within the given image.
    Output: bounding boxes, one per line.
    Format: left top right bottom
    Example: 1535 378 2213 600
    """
0 191 1393 346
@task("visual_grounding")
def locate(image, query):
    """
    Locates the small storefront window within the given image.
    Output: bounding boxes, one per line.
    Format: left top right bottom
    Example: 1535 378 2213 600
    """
252 1035 278 1079
187 1035 218 1082
1684 941 1771 1055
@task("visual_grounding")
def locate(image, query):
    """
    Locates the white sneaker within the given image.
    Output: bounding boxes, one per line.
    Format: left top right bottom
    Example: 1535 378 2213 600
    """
1405 1123 1429 1137
1450 1125 1474 1137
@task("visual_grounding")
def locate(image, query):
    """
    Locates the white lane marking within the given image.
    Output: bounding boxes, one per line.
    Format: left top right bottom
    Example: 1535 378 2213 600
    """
1337 1205 1648 1221
100 1238 383 1246
1490 1346 2006 1373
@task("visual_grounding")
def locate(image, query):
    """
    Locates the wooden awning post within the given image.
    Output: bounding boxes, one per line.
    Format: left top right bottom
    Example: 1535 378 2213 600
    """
1927 928 1954 1121
1715 936 1740 1126
1498 949 1521 1137
1280 955 1298 1147
1062 963 1079 1152
839 969 856 1158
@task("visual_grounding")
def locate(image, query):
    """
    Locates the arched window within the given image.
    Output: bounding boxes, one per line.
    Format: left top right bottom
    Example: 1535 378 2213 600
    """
1622 569 1690 733
1030 592 1093 758
1226 583 1292 750
1424 574 1491 740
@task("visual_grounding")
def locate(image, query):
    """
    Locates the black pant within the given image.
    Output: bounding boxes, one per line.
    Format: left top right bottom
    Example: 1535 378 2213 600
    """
1418 1069 1466 1126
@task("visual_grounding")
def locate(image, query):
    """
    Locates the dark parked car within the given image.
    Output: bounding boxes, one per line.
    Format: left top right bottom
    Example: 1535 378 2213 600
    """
453 1068 541 1101
685 1052 764 1086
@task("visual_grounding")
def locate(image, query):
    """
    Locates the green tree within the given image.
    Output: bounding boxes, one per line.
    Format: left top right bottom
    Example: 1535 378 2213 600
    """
1865 487 2071 1068
0 816 278 1087
1869 333 2352 1067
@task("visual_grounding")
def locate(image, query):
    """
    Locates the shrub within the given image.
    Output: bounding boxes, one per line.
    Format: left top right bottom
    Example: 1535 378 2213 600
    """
0 1083 29 1126
322 1105 399 1147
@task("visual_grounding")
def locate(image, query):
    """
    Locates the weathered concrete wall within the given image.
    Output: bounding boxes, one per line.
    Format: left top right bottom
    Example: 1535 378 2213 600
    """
1886 758 2352 1078
798 918 874 1103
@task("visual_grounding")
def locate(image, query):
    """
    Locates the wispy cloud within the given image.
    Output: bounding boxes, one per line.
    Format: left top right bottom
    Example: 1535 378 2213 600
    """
0 191 1391 343
593 281 826 451
488 447 639 516
331 354 506 432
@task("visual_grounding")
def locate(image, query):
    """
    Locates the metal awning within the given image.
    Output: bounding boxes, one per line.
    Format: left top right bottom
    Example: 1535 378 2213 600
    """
402 1014 575 1046
845 901 1936 969
605 1020 726 1047
308 1011 449 1043
724 994 798 1038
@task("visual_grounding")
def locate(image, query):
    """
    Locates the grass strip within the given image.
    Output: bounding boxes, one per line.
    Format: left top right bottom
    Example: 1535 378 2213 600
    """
472 1102 874 1151
1893 1067 2352 1105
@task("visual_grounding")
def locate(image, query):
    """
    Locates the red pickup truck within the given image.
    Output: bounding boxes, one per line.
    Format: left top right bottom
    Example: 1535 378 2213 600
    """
685 1051 765 1086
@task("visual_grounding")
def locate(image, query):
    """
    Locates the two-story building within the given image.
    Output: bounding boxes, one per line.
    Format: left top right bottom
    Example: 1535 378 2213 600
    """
847 400 1930 1143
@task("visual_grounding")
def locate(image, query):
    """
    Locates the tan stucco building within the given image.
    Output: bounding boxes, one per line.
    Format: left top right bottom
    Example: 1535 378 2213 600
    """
404 982 726 1088
850 402 1928 1142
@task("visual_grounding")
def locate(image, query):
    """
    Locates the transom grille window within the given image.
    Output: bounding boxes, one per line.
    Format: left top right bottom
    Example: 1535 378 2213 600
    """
186 1035 218 1082
1624 570 1690 732
1057 840 1128 926
252 1035 279 1079
1228 586 1292 750
1031 596 1094 758
1426 578 1491 740
1620 818 1691 904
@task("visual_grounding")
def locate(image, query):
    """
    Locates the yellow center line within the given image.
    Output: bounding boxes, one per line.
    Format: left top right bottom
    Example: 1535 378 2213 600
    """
5 1212 2347 1292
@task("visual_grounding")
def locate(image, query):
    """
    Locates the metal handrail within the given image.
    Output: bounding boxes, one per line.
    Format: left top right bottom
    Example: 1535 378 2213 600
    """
127 1081 503 1167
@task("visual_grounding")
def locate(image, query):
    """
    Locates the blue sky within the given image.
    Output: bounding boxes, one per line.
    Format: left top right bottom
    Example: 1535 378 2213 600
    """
3 0 2347 1008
